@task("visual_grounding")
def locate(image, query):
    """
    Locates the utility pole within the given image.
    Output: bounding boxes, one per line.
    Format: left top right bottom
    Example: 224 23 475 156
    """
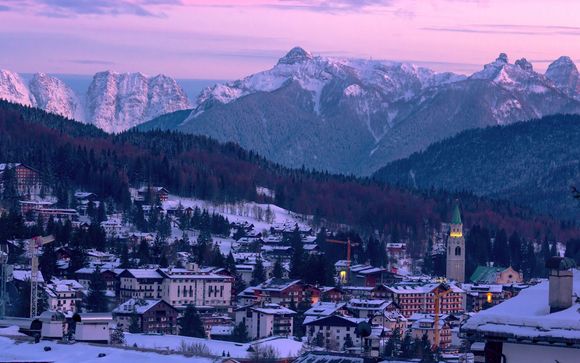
0 243 10 319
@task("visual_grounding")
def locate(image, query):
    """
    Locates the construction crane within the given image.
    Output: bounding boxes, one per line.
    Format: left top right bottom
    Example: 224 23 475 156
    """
433 283 451 350
25 235 55 318
327 238 359 284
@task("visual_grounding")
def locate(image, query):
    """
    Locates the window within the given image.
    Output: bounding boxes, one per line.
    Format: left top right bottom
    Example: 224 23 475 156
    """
455 246 461 256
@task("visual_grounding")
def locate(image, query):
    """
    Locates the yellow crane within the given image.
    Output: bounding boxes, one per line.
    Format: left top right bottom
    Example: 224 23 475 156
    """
327 238 359 283
433 284 451 350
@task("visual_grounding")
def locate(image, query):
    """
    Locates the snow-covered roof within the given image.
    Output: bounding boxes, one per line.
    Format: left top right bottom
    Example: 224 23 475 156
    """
305 302 346 317
347 298 392 311
461 269 580 345
257 278 301 292
113 298 168 315
121 269 163 279
12 269 44 283
252 303 296 315
387 282 464 294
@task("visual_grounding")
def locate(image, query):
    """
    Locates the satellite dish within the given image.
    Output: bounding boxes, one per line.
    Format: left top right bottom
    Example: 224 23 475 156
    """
356 321 372 338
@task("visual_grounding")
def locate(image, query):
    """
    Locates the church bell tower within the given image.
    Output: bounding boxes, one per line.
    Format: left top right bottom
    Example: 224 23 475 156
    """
446 202 465 282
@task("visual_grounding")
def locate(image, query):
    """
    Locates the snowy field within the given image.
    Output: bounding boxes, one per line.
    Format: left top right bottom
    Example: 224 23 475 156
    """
125 333 305 359
0 336 214 363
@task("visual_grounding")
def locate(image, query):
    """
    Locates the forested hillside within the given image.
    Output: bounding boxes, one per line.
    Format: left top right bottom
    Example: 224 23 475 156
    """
0 100 577 242
373 114 580 220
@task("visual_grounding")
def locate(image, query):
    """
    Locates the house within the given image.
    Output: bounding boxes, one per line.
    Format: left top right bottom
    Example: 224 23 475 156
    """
235 302 296 339
157 266 233 311
45 278 85 315
100 218 123 238
304 314 367 351
370 310 408 335
113 298 178 335
118 269 164 302
201 314 234 337
0 163 42 196
461 283 511 312
346 298 394 319
19 200 54 216
409 315 452 349
304 302 348 324
461 258 580 363
136 186 169 202
384 282 465 318
75 267 121 296
320 286 344 303
335 262 401 286
470 265 523 285
238 278 320 307
72 313 113 344
386 242 406 260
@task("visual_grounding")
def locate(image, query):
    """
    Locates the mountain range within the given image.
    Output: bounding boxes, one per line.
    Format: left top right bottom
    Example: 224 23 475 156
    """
2 48 580 176
0 70 190 133
373 114 580 219
138 48 580 175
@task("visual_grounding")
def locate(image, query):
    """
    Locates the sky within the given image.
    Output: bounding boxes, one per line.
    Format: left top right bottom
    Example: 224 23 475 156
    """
1 0 579 80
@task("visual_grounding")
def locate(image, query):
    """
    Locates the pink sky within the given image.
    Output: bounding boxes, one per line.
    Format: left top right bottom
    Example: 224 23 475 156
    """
0 0 579 79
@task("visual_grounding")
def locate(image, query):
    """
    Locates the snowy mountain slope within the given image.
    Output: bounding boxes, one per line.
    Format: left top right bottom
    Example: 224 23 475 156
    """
140 49 580 175
29 72 81 120
0 69 189 132
0 69 35 106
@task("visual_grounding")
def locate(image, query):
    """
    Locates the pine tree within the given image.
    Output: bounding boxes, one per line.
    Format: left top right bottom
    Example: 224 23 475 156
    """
97 202 107 223
399 332 413 358
492 229 509 267
86 266 108 312
137 239 150 266
111 327 126 344
232 321 249 343
384 327 401 357
272 258 284 279
289 227 304 279
159 253 169 268
120 244 131 268
39 242 58 281
178 305 206 338
128 311 142 333
251 258 266 286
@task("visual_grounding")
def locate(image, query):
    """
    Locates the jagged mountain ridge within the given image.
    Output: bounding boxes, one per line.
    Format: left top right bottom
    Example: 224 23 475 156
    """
0 69 190 133
139 48 580 175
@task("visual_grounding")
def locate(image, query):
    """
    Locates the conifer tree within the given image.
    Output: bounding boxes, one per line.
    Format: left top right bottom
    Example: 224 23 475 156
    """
178 305 206 338
251 258 266 286
86 266 108 312
273 258 284 279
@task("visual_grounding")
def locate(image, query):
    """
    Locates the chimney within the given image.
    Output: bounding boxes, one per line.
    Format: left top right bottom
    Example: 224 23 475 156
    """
545 257 576 313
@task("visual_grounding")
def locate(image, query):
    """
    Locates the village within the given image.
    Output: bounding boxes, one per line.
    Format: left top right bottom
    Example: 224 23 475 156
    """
0 162 579 363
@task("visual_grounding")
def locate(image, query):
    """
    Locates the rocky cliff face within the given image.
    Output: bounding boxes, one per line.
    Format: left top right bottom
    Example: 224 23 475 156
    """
0 69 189 132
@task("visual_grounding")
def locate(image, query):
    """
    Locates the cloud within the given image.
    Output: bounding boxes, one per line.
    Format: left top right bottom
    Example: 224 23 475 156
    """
424 24 580 36
0 0 183 17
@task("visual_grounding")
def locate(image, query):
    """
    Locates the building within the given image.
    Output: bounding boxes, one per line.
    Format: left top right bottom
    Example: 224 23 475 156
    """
34 208 79 224
238 278 320 307
0 163 42 196
135 186 169 202
157 266 233 311
346 298 394 319
461 258 579 363
45 278 84 315
118 269 164 302
75 267 121 297
385 282 465 318
409 315 452 349
303 314 366 351
469 265 524 285
113 298 178 335
462 283 511 312
304 302 348 324
446 203 465 282
72 313 113 344
235 303 296 339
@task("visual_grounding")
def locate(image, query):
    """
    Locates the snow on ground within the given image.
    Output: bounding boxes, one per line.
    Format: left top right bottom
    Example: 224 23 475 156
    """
125 333 305 359
0 325 25 336
0 336 214 363
163 195 311 234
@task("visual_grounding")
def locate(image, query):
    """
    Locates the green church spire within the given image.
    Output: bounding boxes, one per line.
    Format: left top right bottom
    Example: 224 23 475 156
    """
451 203 462 225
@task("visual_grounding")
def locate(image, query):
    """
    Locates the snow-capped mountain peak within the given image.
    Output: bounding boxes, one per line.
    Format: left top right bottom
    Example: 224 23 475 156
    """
278 47 313 65
29 72 80 120
545 56 580 99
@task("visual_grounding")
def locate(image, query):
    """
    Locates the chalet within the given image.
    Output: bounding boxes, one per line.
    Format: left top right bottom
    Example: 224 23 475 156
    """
238 278 320 307
235 303 296 339
75 267 121 296
386 242 406 260
0 163 42 196
136 186 170 202
461 258 580 363
470 265 523 285
346 298 395 319
304 301 347 324
113 298 178 335
201 314 234 337
319 286 344 303
461 283 511 312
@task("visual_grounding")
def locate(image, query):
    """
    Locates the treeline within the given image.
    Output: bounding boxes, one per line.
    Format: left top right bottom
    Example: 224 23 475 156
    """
0 100 578 243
